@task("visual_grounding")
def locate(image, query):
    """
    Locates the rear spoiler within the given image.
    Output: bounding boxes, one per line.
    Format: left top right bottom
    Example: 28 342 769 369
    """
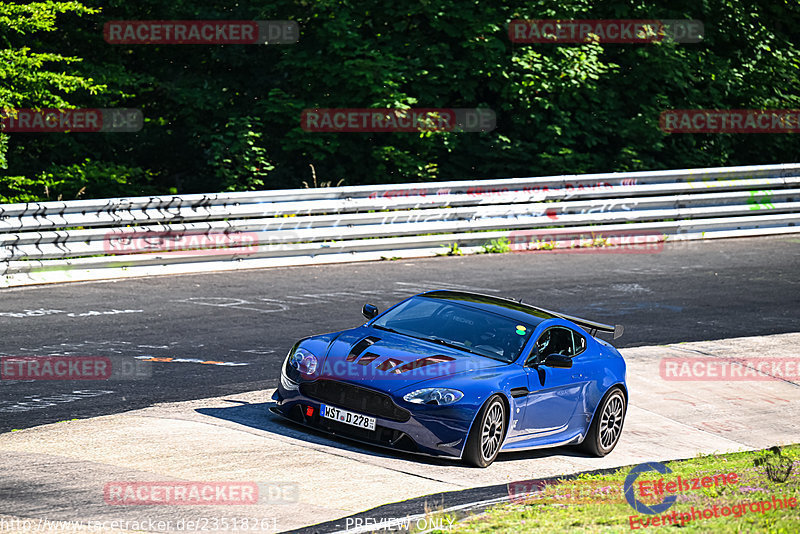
421 290 625 340
538 307 624 340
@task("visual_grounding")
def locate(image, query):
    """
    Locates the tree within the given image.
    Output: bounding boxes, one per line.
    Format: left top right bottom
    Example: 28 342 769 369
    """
1 0 798 202
0 1 105 190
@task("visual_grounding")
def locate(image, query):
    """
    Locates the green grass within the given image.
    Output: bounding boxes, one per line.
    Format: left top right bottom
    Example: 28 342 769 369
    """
438 242 465 256
482 237 512 254
449 446 800 533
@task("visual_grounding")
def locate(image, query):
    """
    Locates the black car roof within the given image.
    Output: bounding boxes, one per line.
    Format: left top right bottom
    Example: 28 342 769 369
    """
419 290 623 339
419 290 557 326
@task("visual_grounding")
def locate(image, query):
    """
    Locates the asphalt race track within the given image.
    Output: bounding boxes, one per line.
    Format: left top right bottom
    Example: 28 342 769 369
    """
1 235 800 533
1 235 798 433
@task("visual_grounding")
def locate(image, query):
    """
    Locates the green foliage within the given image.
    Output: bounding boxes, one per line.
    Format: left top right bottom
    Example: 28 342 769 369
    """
202 116 275 191
482 237 511 254
0 1 106 169
0 159 158 202
1 0 799 201
533 239 556 250
301 164 345 188
439 242 464 256
453 445 800 533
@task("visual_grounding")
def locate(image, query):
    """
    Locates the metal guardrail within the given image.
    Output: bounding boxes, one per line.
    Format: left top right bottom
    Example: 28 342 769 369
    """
1 164 798 287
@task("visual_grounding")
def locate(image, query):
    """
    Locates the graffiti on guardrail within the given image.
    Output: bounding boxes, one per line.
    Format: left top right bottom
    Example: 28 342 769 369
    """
748 190 776 210
542 198 639 220
364 181 617 200
3 165 798 288
368 188 453 199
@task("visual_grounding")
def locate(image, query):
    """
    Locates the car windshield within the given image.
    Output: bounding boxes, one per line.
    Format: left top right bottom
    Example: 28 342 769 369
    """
372 297 533 363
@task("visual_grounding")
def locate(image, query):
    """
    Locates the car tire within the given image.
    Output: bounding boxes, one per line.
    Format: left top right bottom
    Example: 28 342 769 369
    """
463 395 507 468
580 387 626 457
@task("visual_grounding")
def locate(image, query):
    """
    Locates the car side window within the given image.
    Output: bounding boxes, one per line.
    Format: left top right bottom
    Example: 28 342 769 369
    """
526 326 575 366
571 329 587 356
544 327 575 356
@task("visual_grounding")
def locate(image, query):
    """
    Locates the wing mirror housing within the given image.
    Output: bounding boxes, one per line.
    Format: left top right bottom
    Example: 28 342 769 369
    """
542 353 573 369
362 303 379 320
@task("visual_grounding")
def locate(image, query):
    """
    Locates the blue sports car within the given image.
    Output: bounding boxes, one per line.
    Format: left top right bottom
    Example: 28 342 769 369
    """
272 290 627 467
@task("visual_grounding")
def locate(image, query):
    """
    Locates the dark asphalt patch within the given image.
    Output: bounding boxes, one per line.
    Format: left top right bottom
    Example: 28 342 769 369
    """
1 235 798 433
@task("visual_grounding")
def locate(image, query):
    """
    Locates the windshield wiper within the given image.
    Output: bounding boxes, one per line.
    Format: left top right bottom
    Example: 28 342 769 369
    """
373 327 506 361
424 336 485 357
372 324 403 335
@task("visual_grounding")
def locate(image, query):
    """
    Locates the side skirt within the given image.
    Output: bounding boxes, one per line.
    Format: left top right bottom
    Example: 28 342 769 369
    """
500 433 584 452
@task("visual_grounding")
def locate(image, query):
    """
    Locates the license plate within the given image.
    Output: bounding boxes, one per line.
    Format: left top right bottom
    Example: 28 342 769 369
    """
320 404 376 431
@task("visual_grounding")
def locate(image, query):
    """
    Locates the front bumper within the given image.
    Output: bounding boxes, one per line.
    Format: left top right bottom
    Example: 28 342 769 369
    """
272 377 473 458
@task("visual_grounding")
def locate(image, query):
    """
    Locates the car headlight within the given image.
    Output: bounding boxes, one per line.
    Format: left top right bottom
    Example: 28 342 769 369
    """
403 388 463 406
287 347 318 376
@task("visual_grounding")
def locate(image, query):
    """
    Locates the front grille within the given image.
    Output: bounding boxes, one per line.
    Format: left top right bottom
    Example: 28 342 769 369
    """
300 379 411 422
284 405 418 452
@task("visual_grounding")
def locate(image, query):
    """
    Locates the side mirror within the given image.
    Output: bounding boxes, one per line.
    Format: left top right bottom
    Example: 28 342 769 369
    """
362 303 379 320
542 353 573 369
